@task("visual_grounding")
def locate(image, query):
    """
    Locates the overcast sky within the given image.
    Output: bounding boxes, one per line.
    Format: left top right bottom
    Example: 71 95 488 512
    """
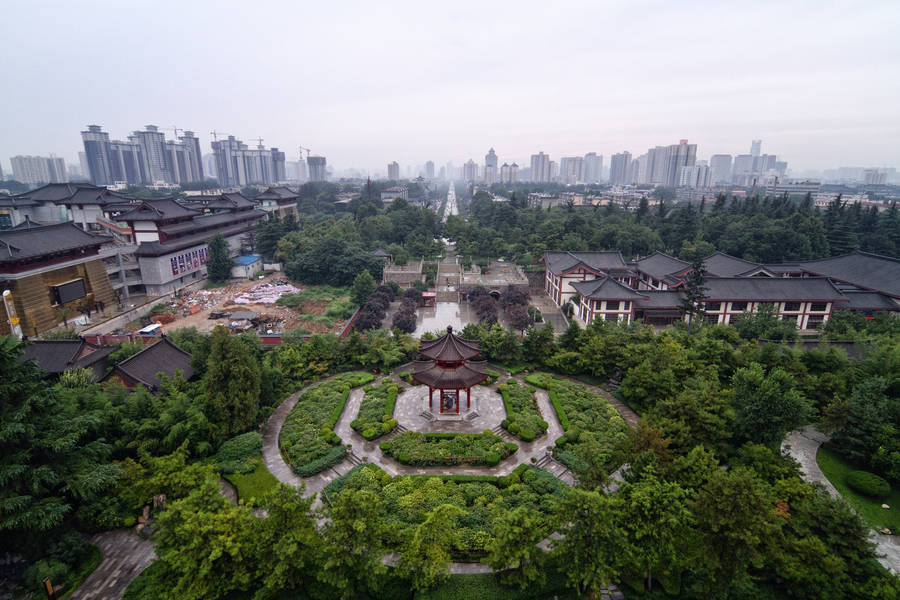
2 0 899 175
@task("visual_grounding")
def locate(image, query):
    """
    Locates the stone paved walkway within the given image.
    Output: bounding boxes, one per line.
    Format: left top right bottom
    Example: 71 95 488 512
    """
68 531 155 600
782 426 900 573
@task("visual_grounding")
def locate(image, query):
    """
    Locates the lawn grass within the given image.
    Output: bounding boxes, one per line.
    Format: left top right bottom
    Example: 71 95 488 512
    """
415 571 579 600
58 543 103 599
204 280 228 289
817 445 900 531
224 457 280 502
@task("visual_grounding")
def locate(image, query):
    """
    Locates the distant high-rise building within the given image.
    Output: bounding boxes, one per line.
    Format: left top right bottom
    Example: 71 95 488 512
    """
750 139 762 157
81 125 113 185
286 160 307 182
132 125 170 183
164 131 204 184
709 154 733 184
864 169 887 185
644 146 669 185
678 164 712 189
631 154 649 184
78 152 90 182
307 156 327 182
583 153 602 183
445 161 455 180
559 157 584 184
425 160 435 179
530 152 551 183
387 161 400 180
663 140 697 187
438 166 446 179
609 152 632 185
212 135 288 186
82 124 204 186
500 162 518 184
732 154 754 184
203 154 217 179
10 155 68 184
463 159 478 183
484 148 498 185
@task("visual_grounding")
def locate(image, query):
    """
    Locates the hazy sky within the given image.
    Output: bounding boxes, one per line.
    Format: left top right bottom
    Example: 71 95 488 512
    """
2 0 899 175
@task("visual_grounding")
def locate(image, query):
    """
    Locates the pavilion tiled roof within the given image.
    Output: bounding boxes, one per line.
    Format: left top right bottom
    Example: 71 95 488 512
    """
418 326 482 362
0 222 111 261
116 198 201 222
412 360 488 389
571 277 648 301
701 252 761 277
21 339 117 374
634 251 691 280
102 337 193 392
543 251 629 275
701 277 848 302
794 251 900 298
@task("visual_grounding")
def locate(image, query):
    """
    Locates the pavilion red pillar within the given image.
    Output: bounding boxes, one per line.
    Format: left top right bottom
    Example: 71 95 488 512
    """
429 387 433 411
456 389 460 414
466 387 470 410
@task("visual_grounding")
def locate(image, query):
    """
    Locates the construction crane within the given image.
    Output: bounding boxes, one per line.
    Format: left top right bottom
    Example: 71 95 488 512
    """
254 137 264 148
299 145 311 160
163 126 183 138
209 130 228 142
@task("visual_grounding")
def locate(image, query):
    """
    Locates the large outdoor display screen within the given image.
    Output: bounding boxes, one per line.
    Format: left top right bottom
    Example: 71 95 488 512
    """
52 279 87 305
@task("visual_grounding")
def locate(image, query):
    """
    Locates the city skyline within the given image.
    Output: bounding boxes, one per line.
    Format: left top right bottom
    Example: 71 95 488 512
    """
2 1 899 173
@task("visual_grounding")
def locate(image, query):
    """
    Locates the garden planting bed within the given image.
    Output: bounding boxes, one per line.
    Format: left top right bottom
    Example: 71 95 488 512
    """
525 373 629 474
379 431 518 467
497 379 548 441
351 378 399 440
322 463 564 556
279 372 374 477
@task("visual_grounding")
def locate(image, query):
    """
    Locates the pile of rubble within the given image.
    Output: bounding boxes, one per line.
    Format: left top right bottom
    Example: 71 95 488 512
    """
232 280 300 305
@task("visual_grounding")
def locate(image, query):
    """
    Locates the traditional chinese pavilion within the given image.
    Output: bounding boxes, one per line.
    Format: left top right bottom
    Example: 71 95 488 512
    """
412 326 488 414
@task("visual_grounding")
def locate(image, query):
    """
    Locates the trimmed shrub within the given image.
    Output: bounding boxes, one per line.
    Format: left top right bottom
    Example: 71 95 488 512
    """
846 470 891 499
352 380 399 440
380 431 517 466
280 372 373 477
216 432 264 474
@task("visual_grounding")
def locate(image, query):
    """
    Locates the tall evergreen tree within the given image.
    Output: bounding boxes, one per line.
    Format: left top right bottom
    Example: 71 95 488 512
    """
206 233 234 282
681 258 709 334
204 328 261 435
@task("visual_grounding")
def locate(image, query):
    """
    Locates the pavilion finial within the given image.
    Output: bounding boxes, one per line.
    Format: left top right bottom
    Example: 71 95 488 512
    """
446 325 453 333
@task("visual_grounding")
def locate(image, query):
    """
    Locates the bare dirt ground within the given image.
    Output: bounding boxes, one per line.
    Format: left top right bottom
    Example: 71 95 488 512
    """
153 273 348 335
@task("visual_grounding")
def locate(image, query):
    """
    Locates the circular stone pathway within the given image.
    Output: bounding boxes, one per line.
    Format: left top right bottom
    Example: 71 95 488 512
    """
782 426 900 573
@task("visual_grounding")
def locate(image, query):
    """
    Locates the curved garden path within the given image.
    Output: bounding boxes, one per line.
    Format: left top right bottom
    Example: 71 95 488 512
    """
68 530 156 600
782 426 900 573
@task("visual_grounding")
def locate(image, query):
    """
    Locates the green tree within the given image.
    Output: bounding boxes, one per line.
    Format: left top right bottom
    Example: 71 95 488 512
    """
732 364 810 447
350 269 377 306
206 233 234 282
0 337 118 535
551 488 623 597
204 328 261 435
521 323 556 365
321 488 389 597
690 466 778 598
154 488 258 600
253 485 326 599
398 503 463 591
619 466 692 592
484 506 547 589
681 258 708 334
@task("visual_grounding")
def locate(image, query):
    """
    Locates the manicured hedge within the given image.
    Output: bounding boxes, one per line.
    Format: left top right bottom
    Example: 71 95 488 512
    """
525 373 629 474
847 470 891 500
351 379 399 440
380 431 518 466
497 379 547 442
323 463 564 555
279 372 374 477
216 432 264 474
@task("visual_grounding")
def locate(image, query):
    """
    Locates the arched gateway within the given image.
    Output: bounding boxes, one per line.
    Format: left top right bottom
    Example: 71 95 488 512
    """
412 326 489 414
